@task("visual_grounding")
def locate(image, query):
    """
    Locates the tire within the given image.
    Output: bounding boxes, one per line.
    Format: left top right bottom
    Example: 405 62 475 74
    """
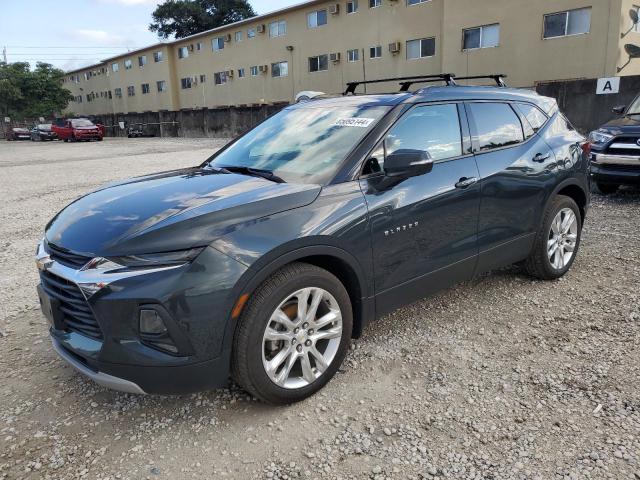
524 195 582 280
596 182 619 195
232 262 353 404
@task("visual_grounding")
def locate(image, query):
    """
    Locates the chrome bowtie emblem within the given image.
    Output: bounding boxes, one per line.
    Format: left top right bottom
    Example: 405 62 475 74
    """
36 255 54 272
636 138 640 147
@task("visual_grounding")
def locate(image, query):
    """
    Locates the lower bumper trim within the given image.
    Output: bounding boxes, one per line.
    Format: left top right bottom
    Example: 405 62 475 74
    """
52 339 146 395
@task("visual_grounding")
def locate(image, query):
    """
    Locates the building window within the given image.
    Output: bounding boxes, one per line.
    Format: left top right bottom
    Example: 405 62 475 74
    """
238 67 246 78
307 9 327 28
114 88 122 98
178 46 189 59
309 55 328 72
369 0 381 8
270 20 287 37
154 51 163 62
347 48 360 62
108 90 112 99
181 77 192 89
370 45 382 58
124 59 132 70
406 37 436 59
157 80 167 92
407 0 429 4
250 65 259 76
138 55 147 67
347 0 358 14
127 85 135 97
196 42 203 51
463 24 500 50
212 37 225 51
248 27 256 38
111 63 119 73
141 83 150 94
214 72 227 85
272 61 288 77
543 8 591 39
235 31 243 42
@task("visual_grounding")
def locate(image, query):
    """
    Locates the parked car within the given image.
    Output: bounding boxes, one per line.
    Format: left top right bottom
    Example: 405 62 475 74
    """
31 124 58 141
6 127 31 141
36 75 590 404
52 118 103 142
589 96 640 193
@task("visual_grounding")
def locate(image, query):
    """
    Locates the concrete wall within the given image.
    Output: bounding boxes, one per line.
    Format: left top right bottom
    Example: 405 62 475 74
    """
536 74 640 133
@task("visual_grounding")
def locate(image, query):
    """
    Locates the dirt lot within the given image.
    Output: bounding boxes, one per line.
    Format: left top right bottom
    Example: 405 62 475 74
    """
0 138 638 480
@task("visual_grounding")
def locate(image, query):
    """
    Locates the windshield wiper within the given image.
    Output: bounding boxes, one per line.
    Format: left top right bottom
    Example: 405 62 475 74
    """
217 166 286 183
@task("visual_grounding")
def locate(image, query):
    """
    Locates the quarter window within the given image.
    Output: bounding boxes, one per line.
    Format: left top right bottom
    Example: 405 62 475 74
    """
516 103 548 134
347 0 358 14
309 55 329 72
270 20 287 37
406 38 435 59
463 24 500 50
272 61 289 77
385 104 463 162
308 9 327 28
347 49 360 62
370 46 382 58
468 103 524 151
543 8 591 39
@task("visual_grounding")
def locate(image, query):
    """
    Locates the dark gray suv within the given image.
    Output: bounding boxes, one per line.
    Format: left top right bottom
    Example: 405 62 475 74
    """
36 75 590 404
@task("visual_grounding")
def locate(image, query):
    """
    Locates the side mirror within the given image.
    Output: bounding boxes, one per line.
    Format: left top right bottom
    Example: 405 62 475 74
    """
612 105 626 115
384 149 433 178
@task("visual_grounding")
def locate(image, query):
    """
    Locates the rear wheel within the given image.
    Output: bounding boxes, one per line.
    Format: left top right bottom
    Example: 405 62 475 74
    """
232 263 352 404
596 182 619 195
524 195 582 280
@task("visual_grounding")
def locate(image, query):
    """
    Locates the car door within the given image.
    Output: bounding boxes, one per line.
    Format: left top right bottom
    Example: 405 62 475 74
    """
359 103 481 316
465 101 558 273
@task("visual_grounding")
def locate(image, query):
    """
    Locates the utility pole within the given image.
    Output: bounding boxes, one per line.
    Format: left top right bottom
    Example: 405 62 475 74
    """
2 47 7 63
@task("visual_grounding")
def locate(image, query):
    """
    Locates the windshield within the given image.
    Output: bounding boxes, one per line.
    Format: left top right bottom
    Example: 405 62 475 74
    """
627 95 640 115
38 124 51 130
206 104 390 184
71 119 94 127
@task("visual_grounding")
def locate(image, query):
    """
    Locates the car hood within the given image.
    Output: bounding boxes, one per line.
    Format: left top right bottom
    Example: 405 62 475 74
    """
13 128 30 133
598 115 640 135
45 168 321 257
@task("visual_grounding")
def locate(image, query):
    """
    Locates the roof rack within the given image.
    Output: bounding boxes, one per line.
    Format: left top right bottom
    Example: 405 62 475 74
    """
344 74 457 95
450 74 508 87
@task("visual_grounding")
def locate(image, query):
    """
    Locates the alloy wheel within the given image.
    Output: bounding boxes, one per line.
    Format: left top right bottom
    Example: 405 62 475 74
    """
262 287 343 389
547 207 578 270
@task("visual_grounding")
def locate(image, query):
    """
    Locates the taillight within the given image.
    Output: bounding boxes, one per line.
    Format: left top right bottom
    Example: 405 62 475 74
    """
581 141 591 156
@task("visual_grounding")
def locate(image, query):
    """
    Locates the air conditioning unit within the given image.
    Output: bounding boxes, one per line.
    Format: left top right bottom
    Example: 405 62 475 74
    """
188 44 194 52
256 24 266 33
259 64 268 73
330 52 341 63
226 69 234 78
224 33 232 42
389 41 401 54
329 3 340 14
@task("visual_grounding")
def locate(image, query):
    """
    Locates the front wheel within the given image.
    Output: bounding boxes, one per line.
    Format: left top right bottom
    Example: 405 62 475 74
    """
232 263 352 404
524 195 582 280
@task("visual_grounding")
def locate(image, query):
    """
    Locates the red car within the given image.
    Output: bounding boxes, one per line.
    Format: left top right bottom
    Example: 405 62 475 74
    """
52 118 104 142
6 127 32 141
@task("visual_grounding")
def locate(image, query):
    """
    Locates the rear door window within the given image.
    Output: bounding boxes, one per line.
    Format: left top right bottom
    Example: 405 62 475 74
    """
468 102 524 151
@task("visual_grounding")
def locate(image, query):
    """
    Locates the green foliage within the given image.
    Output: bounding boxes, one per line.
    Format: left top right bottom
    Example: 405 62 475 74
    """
150 0 257 39
0 62 73 121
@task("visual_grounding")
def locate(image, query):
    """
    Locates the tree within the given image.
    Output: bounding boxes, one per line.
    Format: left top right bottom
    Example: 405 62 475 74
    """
0 62 73 120
150 0 257 39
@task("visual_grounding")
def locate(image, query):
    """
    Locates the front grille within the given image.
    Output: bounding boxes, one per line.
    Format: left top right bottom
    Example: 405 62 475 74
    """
40 270 103 340
600 163 640 172
46 242 91 269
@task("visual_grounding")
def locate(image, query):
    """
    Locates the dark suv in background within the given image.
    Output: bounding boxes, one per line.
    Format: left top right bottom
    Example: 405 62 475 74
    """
589 93 640 193
36 74 590 404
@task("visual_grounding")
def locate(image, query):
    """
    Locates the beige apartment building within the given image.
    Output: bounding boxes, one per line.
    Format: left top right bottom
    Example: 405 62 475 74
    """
63 0 640 116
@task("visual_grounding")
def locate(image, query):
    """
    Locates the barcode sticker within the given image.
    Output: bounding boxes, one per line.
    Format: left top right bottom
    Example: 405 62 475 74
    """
333 118 375 128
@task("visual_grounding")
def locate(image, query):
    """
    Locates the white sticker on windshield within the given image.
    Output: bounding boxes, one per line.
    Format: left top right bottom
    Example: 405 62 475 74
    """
333 117 375 128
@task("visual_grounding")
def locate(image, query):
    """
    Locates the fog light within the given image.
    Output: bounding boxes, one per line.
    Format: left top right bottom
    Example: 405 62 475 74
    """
139 309 167 335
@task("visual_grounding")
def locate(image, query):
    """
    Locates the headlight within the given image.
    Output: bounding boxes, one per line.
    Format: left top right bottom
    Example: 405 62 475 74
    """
588 130 614 145
108 247 206 268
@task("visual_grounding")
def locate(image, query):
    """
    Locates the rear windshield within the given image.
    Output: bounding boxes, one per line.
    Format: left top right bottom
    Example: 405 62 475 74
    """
71 119 94 127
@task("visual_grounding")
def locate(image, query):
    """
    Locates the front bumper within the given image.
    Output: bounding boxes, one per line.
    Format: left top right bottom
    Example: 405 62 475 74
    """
590 153 640 185
38 242 247 394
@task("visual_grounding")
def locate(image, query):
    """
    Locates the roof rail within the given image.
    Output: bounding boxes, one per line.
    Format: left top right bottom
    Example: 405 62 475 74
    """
344 74 457 95
452 74 508 87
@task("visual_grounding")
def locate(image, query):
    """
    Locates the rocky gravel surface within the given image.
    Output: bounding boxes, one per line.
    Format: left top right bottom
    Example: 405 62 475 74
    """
1 139 639 480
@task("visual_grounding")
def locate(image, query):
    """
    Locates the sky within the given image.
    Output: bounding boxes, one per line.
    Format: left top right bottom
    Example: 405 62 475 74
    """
0 0 301 71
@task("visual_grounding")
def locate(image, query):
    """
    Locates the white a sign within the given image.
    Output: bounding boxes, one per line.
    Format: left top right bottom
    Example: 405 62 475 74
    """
596 77 620 95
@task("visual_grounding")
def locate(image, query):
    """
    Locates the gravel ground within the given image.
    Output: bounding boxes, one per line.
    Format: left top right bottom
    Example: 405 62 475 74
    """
0 138 639 480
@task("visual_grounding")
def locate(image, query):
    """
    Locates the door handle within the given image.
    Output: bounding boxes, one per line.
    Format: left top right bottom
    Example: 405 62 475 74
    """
533 153 551 163
455 177 478 189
